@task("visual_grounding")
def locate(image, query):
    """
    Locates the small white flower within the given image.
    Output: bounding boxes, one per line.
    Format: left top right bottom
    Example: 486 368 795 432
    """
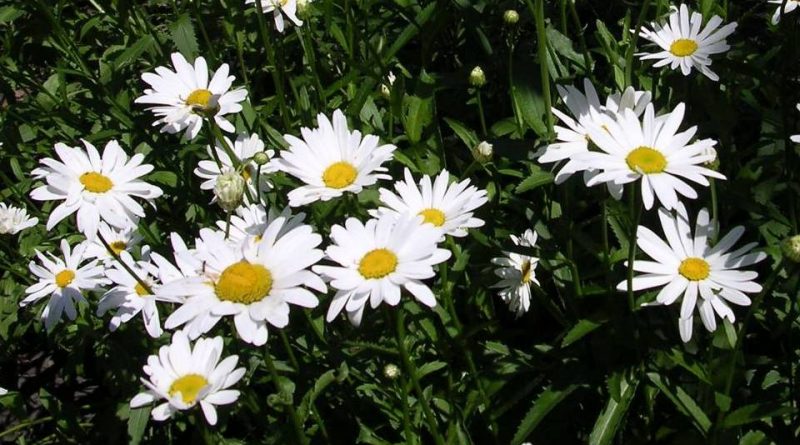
491 229 540 317
130 330 245 425
0 387 7 395
135 53 248 140
369 168 488 238
769 0 800 24
30 140 162 239
638 4 737 81
84 222 142 265
0 202 38 235
22 239 108 331
195 133 276 204
314 214 451 326
620 207 766 342
380 71 396 98
214 204 307 252
271 109 396 207
246 0 303 32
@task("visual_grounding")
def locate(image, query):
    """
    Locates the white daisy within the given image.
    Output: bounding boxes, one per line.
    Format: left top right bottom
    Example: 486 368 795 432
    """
22 239 108 331
618 207 766 342
195 133 276 204
135 53 248 140
130 330 245 425
157 216 326 345
214 204 307 251
313 214 451 326
84 222 143 265
638 4 737 81
246 0 303 33
0 202 38 235
271 109 397 207
792 104 800 143
573 103 725 211
536 79 652 199
490 229 540 318
769 0 800 24
369 168 488 238
30 140 163 240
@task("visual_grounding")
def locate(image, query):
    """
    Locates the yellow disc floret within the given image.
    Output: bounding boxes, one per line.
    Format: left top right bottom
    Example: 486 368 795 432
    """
358 248 398 279
185 89 213 108
110 241 127 255
168 374 209 405
215 261 273 304
80 172 114 193
678 257 710 281
418 208 446 227
322 162 358 189
626 146 667 174
135 282 149 296
520 260 533 284
55 270 75 288
670 39 699 57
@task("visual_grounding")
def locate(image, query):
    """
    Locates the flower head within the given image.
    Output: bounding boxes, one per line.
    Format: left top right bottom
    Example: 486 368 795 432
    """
491 229 540 317
85 222 143 265
769 0 800 24
195 133 276 205
0 203 37 235
246 0 303 32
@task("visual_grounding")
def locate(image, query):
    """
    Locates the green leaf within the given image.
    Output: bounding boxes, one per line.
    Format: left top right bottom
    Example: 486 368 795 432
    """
127 406 150 445
515 169 554 194
562 317 608 347
646 373 711 435
169 13 199 59
589 372 639 445
443 117 479 149
401 95 433 144
148 171 178 188
721 402 796 429
114 35 155 70
511 385 578 445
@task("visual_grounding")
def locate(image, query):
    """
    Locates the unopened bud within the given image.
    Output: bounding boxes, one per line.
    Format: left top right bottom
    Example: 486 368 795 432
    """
472 141 493 163
782 235 800 263
469 66 486 88
504 10 519 25
383 363 400 380
214 171 246 212
380 71 396 100
297 0 311 16
703 146 720 170
253 151 270 165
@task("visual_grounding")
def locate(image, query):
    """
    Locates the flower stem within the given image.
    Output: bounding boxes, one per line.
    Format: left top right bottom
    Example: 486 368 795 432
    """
253 3 292 130
264 346 308 445
626 184 642 312
97 231 153 295
475 90 488 137
624 0 652 87
526 0 553 138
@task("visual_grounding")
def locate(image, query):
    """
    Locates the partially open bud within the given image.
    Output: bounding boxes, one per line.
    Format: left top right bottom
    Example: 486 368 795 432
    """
703 145 720 171
253 151 271 166
383 363 400 380
782 235 800 263
469 66 486 88
504 10 519 25
214 170 246 212
380 71 396 99
472 141 493 163
297 0 312 16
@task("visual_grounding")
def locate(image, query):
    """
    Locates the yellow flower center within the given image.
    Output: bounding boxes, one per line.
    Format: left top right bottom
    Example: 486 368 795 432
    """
521 260 533 284
670 39 699 57
168 374 208 405
55 269 75 288
418 208 446 227
358 248 398 279
134 282 149 296
678 257 710 281
241 166 252 182
185 89 213 108
625 146 667 174
79 172 114 193
109 240 127 255
322 162 358 189
215 261 273 304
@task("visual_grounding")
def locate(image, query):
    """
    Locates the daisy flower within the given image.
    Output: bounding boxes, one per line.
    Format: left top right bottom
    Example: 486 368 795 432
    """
618 207 766 342
573 103 725 211
769 0 800 24
135 53 248 140
271 109 397 207
130 330 245 425
537 79 652 199
369 168 488 238
22 239 108 331
638 4 737 81
195 133 276 204
30 140 163 239
214 204 307 250
0 202 38 235
490 229 540 318
314 214 451 326
246 0 303 33
84 222 143 264
157 217 326 345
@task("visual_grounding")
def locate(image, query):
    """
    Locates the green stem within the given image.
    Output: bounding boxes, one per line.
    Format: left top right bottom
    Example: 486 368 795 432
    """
224 212 231 239
626 185 643 312
264 346 308 445
710 178 719 244
0 416 53 438
527 0 554 138
296 26 326 108
253 2 292 130
97 232 153 295
475 90 488 137
278 329 300 371
567 0 593 78
624 0 652 87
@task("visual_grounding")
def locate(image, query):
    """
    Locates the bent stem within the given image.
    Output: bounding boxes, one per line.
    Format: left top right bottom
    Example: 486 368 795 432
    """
264 346 309 445
626 184 643 312
97 231 153 295
393 308 446 445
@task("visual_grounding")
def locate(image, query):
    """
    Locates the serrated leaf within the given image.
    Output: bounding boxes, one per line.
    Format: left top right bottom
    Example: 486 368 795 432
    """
721 402 796 429
169 13 199 59
589 373 639 445
401 95 433 144
443 117 479 149
127 406 150 445
515 170 554 194
561 317 608 347
511 385 577 445
646 373 711 435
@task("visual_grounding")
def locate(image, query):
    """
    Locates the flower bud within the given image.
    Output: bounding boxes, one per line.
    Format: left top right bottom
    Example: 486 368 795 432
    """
472 141 493 163
253 151 271 166
214 171 246 212
504 10 519 25
782 235 800 263
297 0 311 16
380 71 396 100
383 363 400 380
703 146 720 171
469 66 486 88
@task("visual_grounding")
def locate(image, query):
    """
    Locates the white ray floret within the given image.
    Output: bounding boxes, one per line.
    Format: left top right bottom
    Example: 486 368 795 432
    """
135 53 248 140
157 215 325 345
769 0 800 24
130 330 245 425
638 4 737 81
195 133 276 205
793 104 800 144
30 140 163 239
84 222 143 265
618 207 766 342
271 109 396 207
491 229 540 318
22 239 108 331
314 214 451 326
0 202 38 235
214 204 307 251
572 103 724 211
245 0 303 33
369 168 488 238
